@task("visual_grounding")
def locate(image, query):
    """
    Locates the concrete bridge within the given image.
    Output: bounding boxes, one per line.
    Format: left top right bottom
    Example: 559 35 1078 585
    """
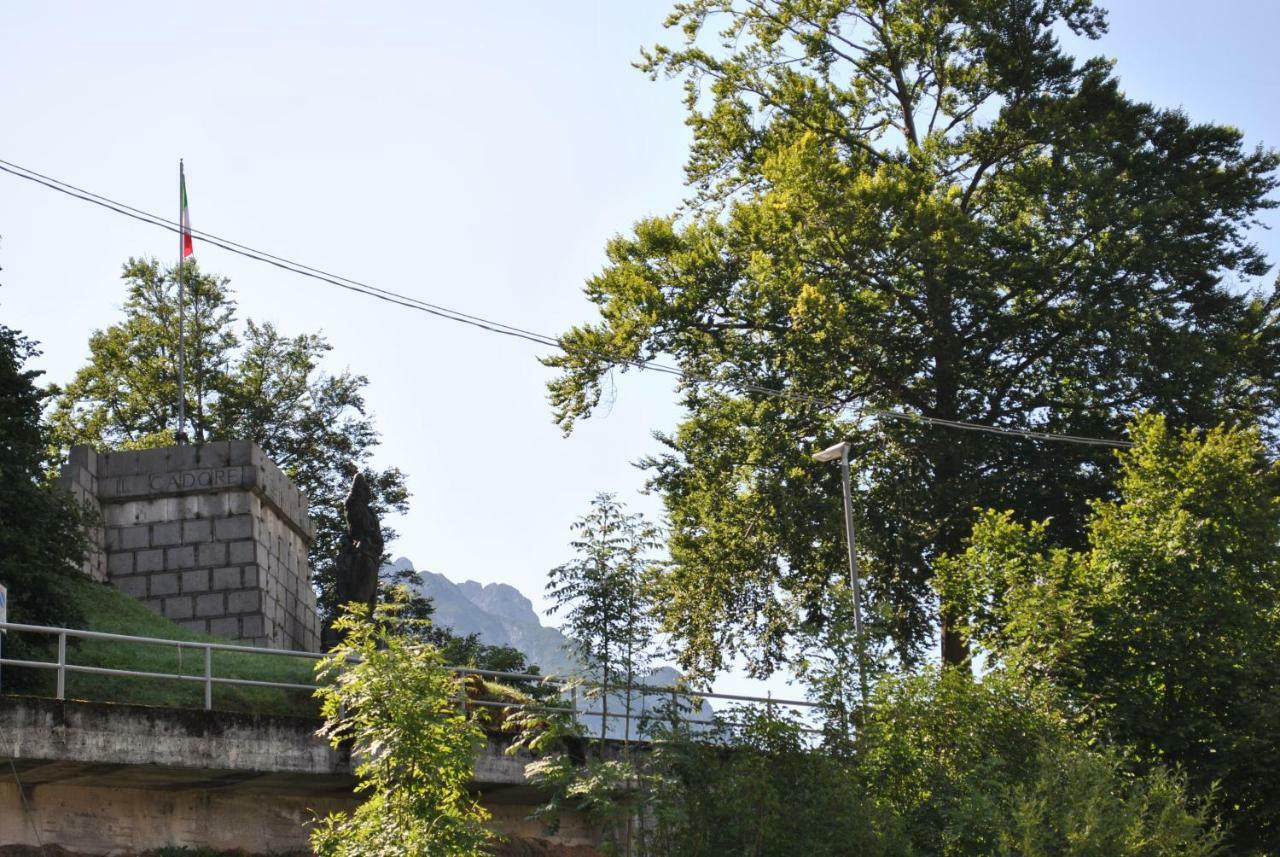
0 696 598 855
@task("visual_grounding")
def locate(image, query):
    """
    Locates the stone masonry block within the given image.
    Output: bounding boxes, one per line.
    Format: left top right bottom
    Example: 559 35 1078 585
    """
166 545 196 570
135 549 165 573
196 592 225 617
227 589 260 614
182 519 212 543
212 566 241 590
181 569 210 593
209 616 240 638
196 494 228 518
164 444 200 472
107 552 134 576
101 502 137 529
241 615 264 638
164 597 194 620
151 521 182 546
68 444 99 473
177 495 202 521
150 572 179 597
114 575 147 598
228 540 256 565
118 525 150 550
215 515 253 541
228 491 252 515
144 598 165 615
178 619 209 634
197 441 231 468
197 542 227 567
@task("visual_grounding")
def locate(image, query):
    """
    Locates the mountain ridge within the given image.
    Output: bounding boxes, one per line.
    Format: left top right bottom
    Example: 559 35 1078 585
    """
384 557 715 739
384 557 580 676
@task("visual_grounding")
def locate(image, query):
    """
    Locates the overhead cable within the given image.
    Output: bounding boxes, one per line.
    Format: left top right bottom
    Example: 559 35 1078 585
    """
0 157 1133 449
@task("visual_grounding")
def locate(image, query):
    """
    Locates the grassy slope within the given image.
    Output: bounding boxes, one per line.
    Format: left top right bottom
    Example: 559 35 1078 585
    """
6 576 319 716
4 577 541 721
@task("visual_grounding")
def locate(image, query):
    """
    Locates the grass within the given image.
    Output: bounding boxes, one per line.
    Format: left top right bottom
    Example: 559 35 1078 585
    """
2 575 320 716
1 577 549 723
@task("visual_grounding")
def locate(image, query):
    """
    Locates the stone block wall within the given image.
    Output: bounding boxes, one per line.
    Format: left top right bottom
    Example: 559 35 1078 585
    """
59 441 320 652
59 446 106 582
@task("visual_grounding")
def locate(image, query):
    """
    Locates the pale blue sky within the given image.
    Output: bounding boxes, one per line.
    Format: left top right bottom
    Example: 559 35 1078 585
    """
1 2 1276 694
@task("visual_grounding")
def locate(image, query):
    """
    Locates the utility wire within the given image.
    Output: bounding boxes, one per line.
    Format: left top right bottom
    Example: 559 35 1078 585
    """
0 158 1133 449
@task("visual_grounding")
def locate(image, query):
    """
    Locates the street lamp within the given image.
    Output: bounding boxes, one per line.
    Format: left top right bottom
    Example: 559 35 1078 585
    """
813 440 869 707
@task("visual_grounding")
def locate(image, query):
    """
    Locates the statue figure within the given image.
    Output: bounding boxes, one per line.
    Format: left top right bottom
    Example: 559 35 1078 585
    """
324 472 384 648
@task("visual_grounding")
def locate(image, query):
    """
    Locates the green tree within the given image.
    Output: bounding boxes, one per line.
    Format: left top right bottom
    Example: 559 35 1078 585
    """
641 707 891 857
0 320 87 631
538 494 661 855
311 598 491 856
857 669 1219 857
545 0 1280 672
543 669 1218 856
792 580 869 748
546 493 660 748
937 414 1280 850
50 258 409 620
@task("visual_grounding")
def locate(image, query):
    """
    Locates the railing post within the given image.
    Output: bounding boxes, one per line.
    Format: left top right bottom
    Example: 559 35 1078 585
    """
203 645 212 710
56 631 67 700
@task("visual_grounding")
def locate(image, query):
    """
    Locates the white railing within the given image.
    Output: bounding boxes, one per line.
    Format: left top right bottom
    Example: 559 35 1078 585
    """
0 621 822 737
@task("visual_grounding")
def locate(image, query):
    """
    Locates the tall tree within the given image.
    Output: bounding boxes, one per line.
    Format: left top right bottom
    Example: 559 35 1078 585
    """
0 318 86 630
50 258 409 620
547 493 659 748
936 415 1280 850
545 0 1280 672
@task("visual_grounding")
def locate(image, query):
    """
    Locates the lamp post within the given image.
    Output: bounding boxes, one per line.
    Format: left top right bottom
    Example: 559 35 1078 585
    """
813 440 868 707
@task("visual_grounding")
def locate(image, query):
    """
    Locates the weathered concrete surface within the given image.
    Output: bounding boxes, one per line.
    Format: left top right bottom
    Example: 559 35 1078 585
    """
0 781 351 855
1 696 347 782
59 442 321 651
0 697 600 855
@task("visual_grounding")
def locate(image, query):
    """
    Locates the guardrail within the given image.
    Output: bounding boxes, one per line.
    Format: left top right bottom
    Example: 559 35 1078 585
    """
0 621 822 738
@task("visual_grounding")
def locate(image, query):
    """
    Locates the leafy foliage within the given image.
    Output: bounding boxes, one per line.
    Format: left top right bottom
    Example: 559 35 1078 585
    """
545 0 1280 672
516 668 1216 856
857 669 1219 857
49 258 409 620
547 493 660 747
0 321 87 638
938 414 1280 851
640 707 888 857
310 598 491 857
791 579 870 748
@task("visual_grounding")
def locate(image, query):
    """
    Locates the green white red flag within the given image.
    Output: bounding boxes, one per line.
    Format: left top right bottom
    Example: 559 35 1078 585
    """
180 162 193 258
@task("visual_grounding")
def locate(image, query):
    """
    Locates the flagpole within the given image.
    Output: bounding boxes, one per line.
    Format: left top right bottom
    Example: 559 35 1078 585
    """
177 159 187 444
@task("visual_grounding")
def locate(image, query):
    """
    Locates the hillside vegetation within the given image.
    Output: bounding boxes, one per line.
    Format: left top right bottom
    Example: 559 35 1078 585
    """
4 576 318 716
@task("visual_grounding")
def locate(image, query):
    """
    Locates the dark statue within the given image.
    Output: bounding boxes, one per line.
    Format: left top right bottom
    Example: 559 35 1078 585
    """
323 472 383 648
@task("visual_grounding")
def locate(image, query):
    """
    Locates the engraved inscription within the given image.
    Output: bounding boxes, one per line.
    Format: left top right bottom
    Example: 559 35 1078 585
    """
148 467 244 492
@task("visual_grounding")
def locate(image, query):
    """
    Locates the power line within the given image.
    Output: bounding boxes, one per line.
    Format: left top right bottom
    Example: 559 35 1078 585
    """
0 157 1133 449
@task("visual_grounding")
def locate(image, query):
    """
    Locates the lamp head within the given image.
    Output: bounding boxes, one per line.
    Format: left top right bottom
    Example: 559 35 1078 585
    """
812 441 850 463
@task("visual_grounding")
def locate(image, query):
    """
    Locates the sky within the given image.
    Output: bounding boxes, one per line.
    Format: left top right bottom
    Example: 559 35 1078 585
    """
2 1 1277 697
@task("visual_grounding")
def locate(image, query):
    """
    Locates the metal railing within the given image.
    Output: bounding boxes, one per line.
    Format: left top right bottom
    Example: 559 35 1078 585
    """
0 621 823 738
0 620 323 711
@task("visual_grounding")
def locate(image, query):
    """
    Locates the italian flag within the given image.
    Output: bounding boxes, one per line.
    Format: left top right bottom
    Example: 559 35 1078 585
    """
180 161 193 258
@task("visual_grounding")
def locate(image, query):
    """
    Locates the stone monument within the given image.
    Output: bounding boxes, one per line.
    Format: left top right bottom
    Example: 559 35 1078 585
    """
59 441 321 652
